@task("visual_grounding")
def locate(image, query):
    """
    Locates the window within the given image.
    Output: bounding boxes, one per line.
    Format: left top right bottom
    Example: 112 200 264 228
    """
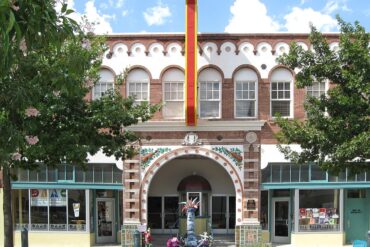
93 69 114 100
271 69 293 117
198 68 222 118
307 82 326 98
235 81 256 117
163 82 184 118
234 68 258 118
199 81 220 118
299 189 340 232
162 68 185 119
127 69 150 104
14 189 87 231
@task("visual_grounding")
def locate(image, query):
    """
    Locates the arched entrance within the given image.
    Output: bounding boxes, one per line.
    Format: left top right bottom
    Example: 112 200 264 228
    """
140 146 244 235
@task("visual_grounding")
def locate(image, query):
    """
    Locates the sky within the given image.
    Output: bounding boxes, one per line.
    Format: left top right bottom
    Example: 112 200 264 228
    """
59 0 370 34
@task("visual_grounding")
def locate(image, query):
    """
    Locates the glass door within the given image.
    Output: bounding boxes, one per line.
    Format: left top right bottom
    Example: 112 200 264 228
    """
212 196 235 234
148 197 162 232
164 197 179 233
96 198 115 243
272 198 290 243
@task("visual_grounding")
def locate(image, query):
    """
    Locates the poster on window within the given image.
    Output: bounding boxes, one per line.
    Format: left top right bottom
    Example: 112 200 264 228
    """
31 189 67 206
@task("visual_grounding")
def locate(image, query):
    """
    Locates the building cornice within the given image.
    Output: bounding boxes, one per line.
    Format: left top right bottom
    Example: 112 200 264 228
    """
126 120 266 132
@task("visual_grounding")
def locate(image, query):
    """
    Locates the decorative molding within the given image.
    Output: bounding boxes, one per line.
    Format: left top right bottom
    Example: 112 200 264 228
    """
245 132 257 144
140 147 172 169
212 146 243 170
127 120 266 132
182 132 202 146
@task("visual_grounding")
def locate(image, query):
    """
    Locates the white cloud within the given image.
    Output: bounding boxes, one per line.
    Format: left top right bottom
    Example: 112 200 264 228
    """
84 1 113 34
122 10 128 17
224 0 280 33
116 0 125 8
225 0 339 33
284 7 338 32
143 3 172 26
55 0 113 34
323 0 351 14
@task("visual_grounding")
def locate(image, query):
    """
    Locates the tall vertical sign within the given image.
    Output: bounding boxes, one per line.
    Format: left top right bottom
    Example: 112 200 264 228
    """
185 0 198 126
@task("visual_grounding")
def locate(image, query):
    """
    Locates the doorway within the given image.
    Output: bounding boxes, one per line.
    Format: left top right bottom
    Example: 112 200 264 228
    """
96 198 116 243
272 198 290 243
345 189 369 243
148 196 179 234
211 196 235 234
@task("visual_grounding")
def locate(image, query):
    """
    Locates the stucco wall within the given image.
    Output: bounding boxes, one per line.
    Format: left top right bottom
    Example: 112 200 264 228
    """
149 157 235 196
13 232 93 247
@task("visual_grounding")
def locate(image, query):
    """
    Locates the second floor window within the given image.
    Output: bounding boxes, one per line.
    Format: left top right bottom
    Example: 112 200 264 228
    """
307 82 326 98
271 81 291 117
93 69 114 100
126 68 150 104
199 81 220 118
270 68 293 118
127 81 149 102
163 81 184 119
235 81 256 117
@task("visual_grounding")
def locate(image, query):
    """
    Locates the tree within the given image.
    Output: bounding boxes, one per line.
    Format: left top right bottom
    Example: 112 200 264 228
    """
0 1 159 246
276 17 370 174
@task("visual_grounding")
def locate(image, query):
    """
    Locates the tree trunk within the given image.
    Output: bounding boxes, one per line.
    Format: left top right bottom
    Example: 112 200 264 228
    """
3 166 14 247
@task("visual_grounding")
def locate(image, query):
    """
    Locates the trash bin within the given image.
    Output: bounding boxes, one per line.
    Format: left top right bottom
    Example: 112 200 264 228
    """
134 230 141 247
21 227 28 247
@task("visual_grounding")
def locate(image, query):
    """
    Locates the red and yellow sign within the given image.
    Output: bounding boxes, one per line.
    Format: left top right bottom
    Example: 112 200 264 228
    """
185 0 198 126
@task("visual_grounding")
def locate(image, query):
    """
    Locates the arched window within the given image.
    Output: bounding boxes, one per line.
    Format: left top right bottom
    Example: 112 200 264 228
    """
198 68 222 119
270 68 293 118
234 68 258 118
93 69 114 100
126 69 150 103
162 68 185 119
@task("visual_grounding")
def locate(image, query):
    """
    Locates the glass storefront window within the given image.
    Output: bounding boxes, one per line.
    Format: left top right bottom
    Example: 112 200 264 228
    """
299 189 340 232
14 189 87 232
49 189 67 231
14 189 29 230
68 190 86 231
30 189 48 230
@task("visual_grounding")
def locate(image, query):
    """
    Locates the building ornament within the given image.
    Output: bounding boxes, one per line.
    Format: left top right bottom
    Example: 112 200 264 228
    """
182 132 202 146
245 132 257 144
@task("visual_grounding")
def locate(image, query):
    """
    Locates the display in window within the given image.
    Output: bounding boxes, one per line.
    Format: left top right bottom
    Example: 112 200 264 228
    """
299 208 339 227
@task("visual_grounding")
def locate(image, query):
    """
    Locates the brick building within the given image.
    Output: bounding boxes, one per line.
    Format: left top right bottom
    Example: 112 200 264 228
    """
3 33 370 247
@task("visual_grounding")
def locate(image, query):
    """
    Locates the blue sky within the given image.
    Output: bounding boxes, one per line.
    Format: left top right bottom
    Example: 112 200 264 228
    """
63 0 370 34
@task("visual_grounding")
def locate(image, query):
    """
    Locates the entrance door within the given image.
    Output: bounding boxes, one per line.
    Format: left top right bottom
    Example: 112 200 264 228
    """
148 196 179 234
96 198 115 243
346 189 369 243
212 196 235 234
272 198 290 243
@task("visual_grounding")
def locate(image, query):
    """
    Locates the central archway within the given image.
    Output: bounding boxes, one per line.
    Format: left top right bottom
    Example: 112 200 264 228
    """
139 146 244 230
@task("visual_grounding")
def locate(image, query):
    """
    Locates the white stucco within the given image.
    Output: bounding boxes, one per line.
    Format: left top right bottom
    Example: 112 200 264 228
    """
87 150 123 170
260 144 302 169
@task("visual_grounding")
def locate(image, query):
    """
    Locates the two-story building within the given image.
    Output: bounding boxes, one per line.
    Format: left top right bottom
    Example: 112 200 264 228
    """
2 33 369 247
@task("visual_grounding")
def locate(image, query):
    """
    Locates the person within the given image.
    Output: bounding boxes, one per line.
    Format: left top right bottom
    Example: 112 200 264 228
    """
166 235 179 247
144 228 152 247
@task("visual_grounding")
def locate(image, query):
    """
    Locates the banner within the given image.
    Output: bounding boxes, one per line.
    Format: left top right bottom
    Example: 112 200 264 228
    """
185 0 198 126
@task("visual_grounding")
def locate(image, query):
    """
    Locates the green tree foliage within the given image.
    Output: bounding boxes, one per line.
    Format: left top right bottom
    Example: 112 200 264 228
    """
0 1 159 246
276 18 370 174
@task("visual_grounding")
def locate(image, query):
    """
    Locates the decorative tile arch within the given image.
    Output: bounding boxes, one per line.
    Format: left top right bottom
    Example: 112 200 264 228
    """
139 146 245 225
